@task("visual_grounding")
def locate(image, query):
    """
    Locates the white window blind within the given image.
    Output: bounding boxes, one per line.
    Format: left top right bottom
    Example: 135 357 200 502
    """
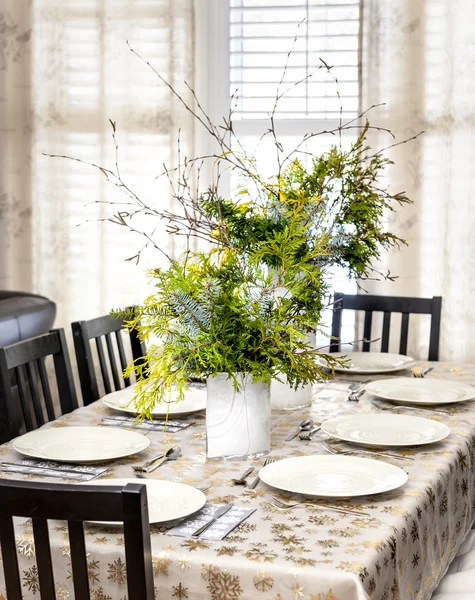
225 0 361 346
230 0 360 120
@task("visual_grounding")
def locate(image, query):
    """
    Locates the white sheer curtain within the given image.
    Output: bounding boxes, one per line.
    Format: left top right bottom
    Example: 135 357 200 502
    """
0 0 194 326
361 0 475 361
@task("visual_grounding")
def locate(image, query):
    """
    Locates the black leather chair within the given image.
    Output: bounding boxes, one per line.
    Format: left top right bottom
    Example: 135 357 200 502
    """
0 291 56 346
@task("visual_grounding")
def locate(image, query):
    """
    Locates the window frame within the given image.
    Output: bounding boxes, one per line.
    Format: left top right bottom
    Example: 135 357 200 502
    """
195 0 363 197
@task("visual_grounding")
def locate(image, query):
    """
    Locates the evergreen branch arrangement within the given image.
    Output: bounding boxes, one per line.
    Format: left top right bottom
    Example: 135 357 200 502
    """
47 40 421 418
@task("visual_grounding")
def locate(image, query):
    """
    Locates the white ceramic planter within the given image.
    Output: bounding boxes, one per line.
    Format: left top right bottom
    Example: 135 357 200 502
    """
271 377 313 410
206 373 270 460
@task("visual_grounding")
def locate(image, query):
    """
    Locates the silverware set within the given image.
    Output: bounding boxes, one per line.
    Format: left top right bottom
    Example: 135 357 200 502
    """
192 504 234 537
299 425 321 441
132 447 182 473
264 493 370 517
370 398 450 416
285 418 314 441
346 386 365 402
321 440 413 462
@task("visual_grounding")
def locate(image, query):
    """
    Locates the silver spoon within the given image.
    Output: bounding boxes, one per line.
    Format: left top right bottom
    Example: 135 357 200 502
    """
285 418 314 441
231 467 254 485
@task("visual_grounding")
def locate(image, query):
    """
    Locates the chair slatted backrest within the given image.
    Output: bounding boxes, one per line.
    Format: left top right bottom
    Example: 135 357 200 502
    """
72 313 146 406
0 329 78 444
330 292 442 361
0 479 154 599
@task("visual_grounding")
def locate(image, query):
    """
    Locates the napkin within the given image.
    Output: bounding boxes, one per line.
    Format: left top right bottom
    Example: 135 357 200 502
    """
166 503 255 541
100 415 195 433
0 460 110 481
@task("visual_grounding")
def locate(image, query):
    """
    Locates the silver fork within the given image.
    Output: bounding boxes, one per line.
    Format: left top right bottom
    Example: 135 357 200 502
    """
132 447 182 473
265 493 370 517
299 426 321 441
132 452 165 473
413 366 435 378
347 388 366 402
248 458 274 489
371 398 450 416
322 440 413 462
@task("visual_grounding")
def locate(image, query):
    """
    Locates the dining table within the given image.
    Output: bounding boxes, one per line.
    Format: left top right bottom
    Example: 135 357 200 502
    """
1 360 475 600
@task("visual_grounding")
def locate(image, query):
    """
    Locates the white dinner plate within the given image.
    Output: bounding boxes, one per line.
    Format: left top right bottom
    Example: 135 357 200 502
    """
259 455 408 498
321 414 450 447
102 384 207 417
13 427 150 463
366 377 475 405
83 478 206 524
318 352 416 374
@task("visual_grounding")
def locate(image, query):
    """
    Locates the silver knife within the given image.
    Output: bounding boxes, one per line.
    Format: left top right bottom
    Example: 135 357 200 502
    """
192 504 234 538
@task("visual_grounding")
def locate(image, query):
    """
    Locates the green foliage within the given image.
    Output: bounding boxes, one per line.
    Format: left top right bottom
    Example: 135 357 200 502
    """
223 124 411 280
119 239 342 418
49 43 413 420
117 127 411 418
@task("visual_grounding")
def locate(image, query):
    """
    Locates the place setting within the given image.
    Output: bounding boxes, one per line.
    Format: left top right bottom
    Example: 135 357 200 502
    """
100 383 207 432
318 351 416 376
1 426 150 480
256 453 408 518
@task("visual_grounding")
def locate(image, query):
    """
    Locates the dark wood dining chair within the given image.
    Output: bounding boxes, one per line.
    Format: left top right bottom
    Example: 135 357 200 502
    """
72 312 146 406
0 328 78 444
330 292 442 361
0 479 154 599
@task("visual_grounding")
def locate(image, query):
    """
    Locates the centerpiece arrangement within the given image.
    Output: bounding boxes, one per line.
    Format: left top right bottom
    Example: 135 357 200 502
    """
50 45 416 460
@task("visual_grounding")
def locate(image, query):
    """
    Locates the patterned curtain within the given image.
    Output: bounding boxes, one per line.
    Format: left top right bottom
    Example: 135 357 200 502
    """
361 0 475 361
0 0 194 326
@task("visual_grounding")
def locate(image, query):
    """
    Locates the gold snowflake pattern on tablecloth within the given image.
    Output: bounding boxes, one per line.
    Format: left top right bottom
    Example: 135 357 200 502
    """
88 559 100 584
94 537 109 545
55 582 69 599
201 562 220 581
217 545 238 556
176 556 190 570
2 362 475 600
172 582 189 599
107 557 126 585
153 554 172 577
181 539 209 552
16 534 35 558
207 568 243 600
90 587 112 600
22 566 39 593
309 591 340 600
244 543 278 563
253 570 274 592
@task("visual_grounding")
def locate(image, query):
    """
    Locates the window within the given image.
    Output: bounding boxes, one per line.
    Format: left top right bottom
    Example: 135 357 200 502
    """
211 0 361 347
32 1 194 323
230 0 360 121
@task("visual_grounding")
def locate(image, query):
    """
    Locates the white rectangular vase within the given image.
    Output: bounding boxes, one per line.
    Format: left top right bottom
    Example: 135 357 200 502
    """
206 373 270 460
271 377 312 410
